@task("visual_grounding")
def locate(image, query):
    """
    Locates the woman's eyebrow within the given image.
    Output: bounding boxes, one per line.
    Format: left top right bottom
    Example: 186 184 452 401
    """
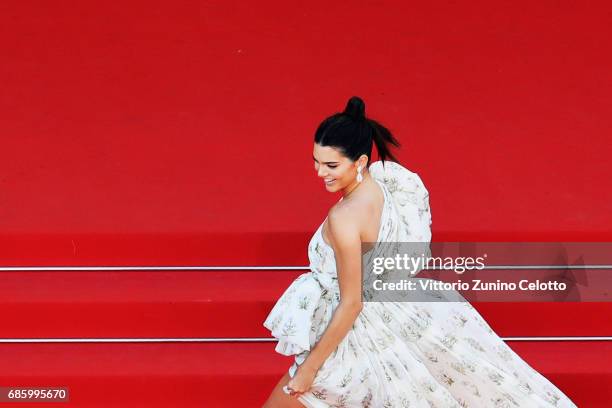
313 155 339 164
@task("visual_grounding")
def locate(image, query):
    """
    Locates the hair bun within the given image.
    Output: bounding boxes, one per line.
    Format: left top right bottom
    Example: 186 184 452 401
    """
343 96 366 121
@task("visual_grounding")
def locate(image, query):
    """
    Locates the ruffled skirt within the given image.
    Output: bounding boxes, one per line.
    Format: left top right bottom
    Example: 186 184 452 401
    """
263 272 577 408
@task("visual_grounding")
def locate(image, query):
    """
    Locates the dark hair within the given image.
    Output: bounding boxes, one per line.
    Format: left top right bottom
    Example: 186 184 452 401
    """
314 96 401 167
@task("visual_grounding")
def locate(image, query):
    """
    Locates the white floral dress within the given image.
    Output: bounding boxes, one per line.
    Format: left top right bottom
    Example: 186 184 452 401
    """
263 160 577 408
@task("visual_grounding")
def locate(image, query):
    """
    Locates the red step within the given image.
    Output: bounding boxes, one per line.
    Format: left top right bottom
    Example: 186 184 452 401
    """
0 341 607 407
2 235 611 267
0 270 610 338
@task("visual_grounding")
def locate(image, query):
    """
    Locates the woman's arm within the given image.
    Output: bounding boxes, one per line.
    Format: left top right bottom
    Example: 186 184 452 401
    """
299 205 364 373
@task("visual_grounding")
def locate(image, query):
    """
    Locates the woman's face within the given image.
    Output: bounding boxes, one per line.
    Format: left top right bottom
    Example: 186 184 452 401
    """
313 143 358 192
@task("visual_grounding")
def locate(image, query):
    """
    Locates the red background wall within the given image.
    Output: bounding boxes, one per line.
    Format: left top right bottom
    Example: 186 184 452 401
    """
1 0 611 265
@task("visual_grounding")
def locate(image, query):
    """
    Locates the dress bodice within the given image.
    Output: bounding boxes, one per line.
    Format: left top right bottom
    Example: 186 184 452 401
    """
306 178 392 290
306 161 432 292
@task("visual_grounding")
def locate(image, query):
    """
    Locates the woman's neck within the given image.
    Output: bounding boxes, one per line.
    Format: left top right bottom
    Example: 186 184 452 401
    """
341 171 370 199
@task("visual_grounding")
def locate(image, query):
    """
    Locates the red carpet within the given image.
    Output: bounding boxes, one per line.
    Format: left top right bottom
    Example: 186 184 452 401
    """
1 0 611 406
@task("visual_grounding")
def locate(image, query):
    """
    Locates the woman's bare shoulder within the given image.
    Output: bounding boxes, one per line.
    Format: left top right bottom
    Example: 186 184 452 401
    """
329 194 369 220
326 196 369 236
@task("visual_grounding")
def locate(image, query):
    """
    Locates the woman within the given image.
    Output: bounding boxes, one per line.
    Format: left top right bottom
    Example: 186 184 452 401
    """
262 96 577 407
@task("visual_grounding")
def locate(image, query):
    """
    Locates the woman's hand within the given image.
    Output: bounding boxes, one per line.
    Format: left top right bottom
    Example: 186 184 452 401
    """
284 365 318 398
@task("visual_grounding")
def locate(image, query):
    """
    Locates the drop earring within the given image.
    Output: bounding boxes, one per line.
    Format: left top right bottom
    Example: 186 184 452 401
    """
357 166 363 183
